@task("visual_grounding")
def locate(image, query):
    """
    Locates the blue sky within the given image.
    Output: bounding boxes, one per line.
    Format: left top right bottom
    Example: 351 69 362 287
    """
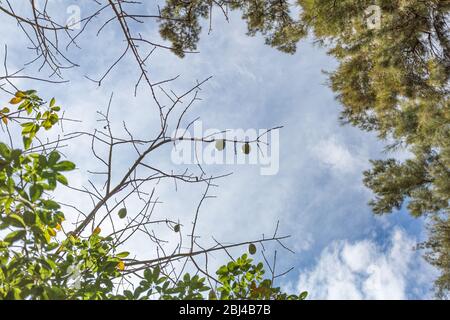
0 1 437 299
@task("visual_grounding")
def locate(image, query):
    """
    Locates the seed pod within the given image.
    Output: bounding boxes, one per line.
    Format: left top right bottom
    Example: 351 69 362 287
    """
215 139 226 151
118 208 127 219
242 143 251 155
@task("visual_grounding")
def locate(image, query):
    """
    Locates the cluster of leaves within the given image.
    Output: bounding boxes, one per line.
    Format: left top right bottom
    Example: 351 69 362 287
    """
0 91 132 299
122 253 307 300
418 214 450 299
214 253 307 300
294 0 450 217
6 90 61 149
0 91 306 300
159 0 305 57
0 92 76 299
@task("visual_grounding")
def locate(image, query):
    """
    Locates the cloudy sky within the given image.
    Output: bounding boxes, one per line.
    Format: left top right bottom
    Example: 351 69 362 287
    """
0 1 437 299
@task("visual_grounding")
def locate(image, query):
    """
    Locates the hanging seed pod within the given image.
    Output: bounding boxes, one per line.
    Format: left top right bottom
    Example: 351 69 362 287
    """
248 243 257 255
215 139 226 151
242 143 251 155
118 208 127 219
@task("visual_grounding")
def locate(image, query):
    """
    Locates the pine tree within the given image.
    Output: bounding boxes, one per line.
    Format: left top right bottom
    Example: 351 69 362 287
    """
159 0 306 57
418 215 450 299
300 0 449 297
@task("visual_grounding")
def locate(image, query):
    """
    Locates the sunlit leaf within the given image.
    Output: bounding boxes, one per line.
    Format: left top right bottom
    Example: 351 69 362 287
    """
30 184 43 202
116 252 130 258
9 97 23 105
4 230 26 244
117 261 125 271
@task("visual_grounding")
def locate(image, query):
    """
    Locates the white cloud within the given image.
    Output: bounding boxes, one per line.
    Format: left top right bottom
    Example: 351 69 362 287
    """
312 136 365 174
295 228 431 300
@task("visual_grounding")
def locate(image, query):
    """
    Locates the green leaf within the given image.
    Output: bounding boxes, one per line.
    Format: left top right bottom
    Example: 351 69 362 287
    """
216 265 228 275
299 291 308 300
23 136 32 150
123 290 133 299
0 159 10 170
10 149 21 164
30 184 43 202
144 269 153 281
118 208 127 219
23 211 36 226
0 142 10 159
42 120 52 130
153 266 160 281
56 174 68 186
4 230 26 244
49 113 59 125
49 98 56 108
38 154 47 167
12 288 22 300
48 151 61 166
53 161 75 172
116 252 130 258
7 178 15 194
21 122 35 133
4 214 26 228
42 200 60 210
208 290 217 300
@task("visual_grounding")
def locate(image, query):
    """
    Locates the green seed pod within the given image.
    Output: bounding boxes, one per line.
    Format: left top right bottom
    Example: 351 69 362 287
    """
215 139 226 151
242 143 251 155
249 243 257 255
118 208 127 219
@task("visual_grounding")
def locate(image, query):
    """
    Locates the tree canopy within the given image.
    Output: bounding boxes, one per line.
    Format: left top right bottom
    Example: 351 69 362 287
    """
157 0 449 298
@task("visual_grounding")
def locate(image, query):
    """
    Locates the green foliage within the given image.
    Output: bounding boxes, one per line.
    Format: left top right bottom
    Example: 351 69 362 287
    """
0 91 306 300
213 254 307 300
363 150 449 217
292 0 449 217
0 92 79 299
119 254 307 300
418 215 450 299
8 90 61 149
159 0 306 57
